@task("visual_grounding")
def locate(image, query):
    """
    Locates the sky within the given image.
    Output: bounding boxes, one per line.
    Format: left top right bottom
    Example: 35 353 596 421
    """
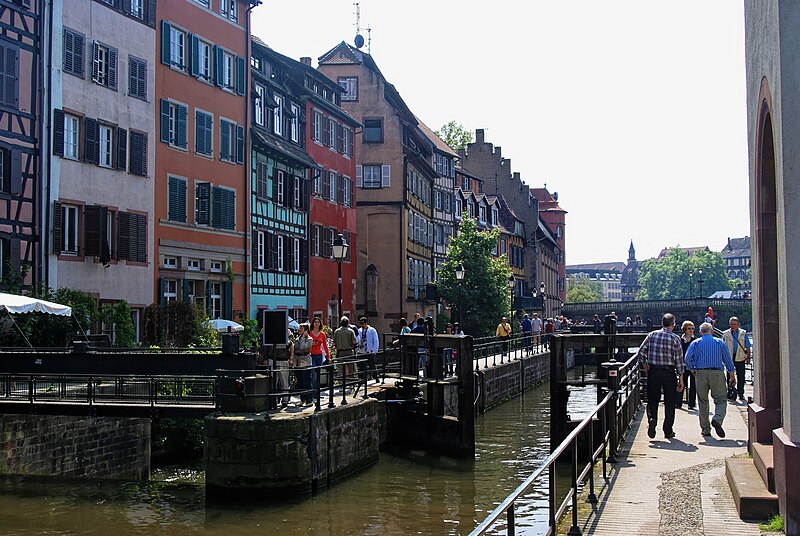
251 1 751 265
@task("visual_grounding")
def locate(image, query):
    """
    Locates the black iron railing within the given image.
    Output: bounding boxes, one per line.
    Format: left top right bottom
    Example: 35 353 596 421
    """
470 350 642 536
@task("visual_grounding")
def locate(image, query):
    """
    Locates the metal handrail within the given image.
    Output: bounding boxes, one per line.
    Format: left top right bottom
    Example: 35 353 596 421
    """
470 351 641 536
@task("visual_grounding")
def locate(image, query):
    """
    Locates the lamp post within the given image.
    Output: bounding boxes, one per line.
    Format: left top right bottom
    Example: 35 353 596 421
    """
508 274 516 319
540 282 546 318
332 233 349 319
455 264 465 325
697 269 704 299
689 270 693 298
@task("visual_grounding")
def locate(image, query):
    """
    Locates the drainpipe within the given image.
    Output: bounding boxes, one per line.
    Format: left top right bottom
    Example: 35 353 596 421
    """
243 1 260 320
41 0 54 288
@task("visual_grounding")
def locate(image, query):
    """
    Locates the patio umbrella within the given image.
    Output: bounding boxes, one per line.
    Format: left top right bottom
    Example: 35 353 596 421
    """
206 319 244 332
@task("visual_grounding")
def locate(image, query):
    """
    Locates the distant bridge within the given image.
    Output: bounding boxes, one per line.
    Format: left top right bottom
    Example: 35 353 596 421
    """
562 297 751 327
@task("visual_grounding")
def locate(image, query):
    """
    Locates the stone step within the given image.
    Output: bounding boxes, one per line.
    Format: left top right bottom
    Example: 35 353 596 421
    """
751 441 775 493
725 457 779 521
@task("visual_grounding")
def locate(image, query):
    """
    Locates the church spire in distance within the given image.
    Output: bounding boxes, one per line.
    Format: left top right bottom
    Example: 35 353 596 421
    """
628 240 636 262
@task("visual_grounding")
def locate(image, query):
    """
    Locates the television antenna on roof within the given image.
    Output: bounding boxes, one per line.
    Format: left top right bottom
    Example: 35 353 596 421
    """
353 2 372 52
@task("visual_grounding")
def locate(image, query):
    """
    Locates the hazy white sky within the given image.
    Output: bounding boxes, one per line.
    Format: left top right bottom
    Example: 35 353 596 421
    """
251 1 750 265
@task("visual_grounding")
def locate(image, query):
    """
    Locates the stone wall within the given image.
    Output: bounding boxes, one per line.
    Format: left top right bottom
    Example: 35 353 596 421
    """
478 353 550 412
205 398 379 499
0 415 150 480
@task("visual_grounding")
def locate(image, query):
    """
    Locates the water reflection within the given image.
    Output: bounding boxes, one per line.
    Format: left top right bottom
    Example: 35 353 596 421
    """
0 370 600 535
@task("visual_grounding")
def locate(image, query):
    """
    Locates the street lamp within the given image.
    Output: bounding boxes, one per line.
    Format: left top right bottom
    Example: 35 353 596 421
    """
689 270 693 298
697 269 704 299
508 274 516 319
455 264 465 325
540 282 546 317
332 233 349 319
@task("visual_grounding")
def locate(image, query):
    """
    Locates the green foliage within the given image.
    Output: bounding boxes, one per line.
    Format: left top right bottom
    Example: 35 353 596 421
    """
151 419 204 463
566 276 603 303
0 258 29 294
759 514 784 532
434 121 473 152
436 216 511 336
98 301 136 348
239 317 260 349
637 248 733 300
143 302 219 347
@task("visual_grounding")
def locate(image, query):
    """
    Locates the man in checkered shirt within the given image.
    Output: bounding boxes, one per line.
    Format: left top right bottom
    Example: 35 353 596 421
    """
636 313 685 439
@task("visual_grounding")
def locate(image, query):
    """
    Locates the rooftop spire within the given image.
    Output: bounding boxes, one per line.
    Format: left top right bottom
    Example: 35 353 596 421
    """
628 240 636 261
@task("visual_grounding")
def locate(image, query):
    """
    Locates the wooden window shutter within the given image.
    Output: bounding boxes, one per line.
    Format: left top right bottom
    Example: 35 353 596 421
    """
53 109 64 156
235 56 246 96
194 110 203 153
63 29 74 74
160 21 171 65
116 127 127 170
84 117 99 164
225 189 236 230
321 116 330 146
310 224 317 257
108 46 118 90
337 173 345 204
343 230 351 261
355 165 362 187
159 99 170 143
91 41 100 83
53 201 64 253
84 205 106 257
214 46 224 87
223 281 232 319
381 164 391 187
130 131 147 176
176 104 187 149
220 119 230 160
322 170 330 200
336 124 344 152
118 211 131 260
301 239 309 273
235 124 244 163
322 227 331 259
135 213 147 263
284 172 292 208
189 35 199 77
147 0 156 26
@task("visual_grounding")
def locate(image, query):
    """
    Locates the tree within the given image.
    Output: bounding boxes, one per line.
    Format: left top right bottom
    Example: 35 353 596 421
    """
637 247 733 300
436 217 511 336
435 121 473 152
566 276 603 303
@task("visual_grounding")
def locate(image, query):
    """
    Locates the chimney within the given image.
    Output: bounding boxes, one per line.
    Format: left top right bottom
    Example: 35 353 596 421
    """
300 57 312 66
553 192 559 201
513 172 520 181
495 146 502 158
727 237 732 249
475 129 485 144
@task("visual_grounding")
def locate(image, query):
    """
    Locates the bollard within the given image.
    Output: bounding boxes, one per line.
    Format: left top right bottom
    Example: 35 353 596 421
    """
602 360 623 463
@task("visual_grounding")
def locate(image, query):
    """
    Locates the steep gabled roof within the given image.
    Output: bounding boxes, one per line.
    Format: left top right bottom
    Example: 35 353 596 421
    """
566 262 627 273
414 116 458 157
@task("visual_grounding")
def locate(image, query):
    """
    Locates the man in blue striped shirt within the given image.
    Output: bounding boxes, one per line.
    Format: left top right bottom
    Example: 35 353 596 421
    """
684 322 736 438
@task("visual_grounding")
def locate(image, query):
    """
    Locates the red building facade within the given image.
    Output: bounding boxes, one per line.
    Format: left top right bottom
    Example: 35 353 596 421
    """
531 187 567 303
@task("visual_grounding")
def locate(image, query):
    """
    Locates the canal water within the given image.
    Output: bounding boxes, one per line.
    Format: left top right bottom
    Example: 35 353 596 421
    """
0 372 598 535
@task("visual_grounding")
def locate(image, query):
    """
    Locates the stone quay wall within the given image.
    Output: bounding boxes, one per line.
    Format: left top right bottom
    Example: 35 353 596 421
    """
205 397 379 499
0 415 151 480
477 352 550 412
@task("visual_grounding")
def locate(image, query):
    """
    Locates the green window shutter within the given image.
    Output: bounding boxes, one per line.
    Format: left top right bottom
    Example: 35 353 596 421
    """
225 189 236 230
116 127 127 170
176 104 187 149
160 99 170 143
182 279 190 303
206 280 212 316
189 34 199 77
223 281 232 319
159 278 165 305
213 46 223 87
84 117 99 164
194 109 203 153
235 56 245 95
53 109 64 156
211 186 223 228
52 201 63 253
220 119 230 160
168 176 186 222
160 21 171 65
235 125 244 164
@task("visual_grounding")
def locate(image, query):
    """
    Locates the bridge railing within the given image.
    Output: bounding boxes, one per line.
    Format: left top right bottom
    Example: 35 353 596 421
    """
470 349 642 536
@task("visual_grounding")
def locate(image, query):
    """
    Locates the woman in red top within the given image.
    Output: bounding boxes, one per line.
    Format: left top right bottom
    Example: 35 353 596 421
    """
309 317 329 403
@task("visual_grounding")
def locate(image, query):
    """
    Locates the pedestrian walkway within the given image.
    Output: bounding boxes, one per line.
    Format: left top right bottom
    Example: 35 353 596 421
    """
569 386 766 536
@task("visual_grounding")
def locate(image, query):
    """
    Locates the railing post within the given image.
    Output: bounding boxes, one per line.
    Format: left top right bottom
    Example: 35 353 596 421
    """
568 440 582 535
588 413 598 504
548 463 556 533
327 363 335 408
362 357 368 399
507 503 515 536
341 359 348 405
315 363 322 412
602 360 622 463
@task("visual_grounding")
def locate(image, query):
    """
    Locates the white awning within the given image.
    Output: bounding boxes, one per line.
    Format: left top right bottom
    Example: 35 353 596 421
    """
0 293 72 316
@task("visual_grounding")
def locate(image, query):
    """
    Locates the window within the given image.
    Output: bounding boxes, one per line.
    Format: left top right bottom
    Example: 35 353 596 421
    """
342 176 352 207
219 119 243 163
169 26 186 70
187 280 205 309
312 111 322 142
209 282 222 318
256 231 265 269
363 118 382 143
63 28 85 78
129 131 147 176
163 256 177 268
492 208 498 227
128 56 147 100
160 100 187 149
277 235 284 271
63 114 79 160
196 39 211 80
313 226 320 256
130 0 144 19
290 104 299 142
455 198 463 218
293 175 302 208
338 76 358 101
329 171 337 203
312 169 322 196
54 203 79 255
92 42 117 89
195 181 211 225
479 205 486 223
163 279 178 303
328 119 336 149
273 95 283 135
222 52 234 89
343 127 352 158
221 0 238 22
98 125 113 168
254 85 265 126
195 110 213 156
276 170 285 205
168 176 187 222
256 161 269 198
187 258 200 271
362 165 381 188
210 260 222 272
293 238 300 272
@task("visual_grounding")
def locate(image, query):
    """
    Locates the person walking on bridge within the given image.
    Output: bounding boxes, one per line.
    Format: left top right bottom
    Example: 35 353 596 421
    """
722 316 751 403
685 322 736 438
636 313 685 439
